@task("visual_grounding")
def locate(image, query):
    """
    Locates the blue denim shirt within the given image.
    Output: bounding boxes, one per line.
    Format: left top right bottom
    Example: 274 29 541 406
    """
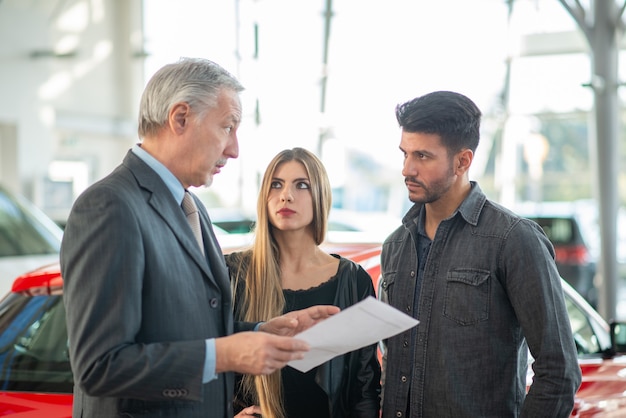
380 182 581 418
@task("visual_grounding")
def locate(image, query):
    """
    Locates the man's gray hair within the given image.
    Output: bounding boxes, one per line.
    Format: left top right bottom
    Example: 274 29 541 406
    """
138 57 244 138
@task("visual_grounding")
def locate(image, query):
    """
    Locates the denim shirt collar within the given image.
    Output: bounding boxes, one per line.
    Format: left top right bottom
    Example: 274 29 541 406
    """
402 181 487 229
456 181 487 226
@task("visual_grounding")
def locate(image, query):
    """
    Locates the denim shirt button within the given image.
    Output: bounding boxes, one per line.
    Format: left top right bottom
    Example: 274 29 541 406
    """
401 375 407 382
406 305 411 312
410 270 415 277
403 340 408 347
396 412 403 417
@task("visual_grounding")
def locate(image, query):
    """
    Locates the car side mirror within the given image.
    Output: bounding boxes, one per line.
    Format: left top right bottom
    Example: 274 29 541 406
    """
610 321 626 353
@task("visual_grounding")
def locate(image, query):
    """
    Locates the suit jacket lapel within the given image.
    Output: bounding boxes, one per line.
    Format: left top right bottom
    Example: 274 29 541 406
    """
122 151 218 286
198 204 234 334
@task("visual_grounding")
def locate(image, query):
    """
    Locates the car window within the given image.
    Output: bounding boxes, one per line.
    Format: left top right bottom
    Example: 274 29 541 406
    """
529 217 579 245
0 190 62 257
0 294 72 393
327 221 360 232
213 220 255 234
565 292 602 355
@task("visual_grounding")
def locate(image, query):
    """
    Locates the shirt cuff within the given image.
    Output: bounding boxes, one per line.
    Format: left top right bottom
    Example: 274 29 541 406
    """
203 338 217 383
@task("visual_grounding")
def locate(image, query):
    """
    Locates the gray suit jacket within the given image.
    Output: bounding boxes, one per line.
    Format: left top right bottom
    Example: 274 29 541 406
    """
61 150 235 417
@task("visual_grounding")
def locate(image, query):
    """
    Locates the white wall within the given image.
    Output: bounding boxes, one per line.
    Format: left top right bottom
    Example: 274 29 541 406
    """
0 0 143 218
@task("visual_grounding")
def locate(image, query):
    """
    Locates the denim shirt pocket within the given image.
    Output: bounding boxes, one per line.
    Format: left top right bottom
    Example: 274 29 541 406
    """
444 269 490 325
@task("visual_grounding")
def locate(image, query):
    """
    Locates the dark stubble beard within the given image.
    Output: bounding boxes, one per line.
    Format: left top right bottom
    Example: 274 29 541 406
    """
406 163 456 204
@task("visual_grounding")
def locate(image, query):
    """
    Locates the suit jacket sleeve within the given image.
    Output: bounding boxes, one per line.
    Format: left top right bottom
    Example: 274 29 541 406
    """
61 179 213 402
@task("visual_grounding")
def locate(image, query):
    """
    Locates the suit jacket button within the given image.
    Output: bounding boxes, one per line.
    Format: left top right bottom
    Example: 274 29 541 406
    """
210 298 219 308
162 388 188 398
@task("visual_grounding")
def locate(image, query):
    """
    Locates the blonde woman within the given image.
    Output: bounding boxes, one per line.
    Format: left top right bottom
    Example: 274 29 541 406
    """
226 148 381 418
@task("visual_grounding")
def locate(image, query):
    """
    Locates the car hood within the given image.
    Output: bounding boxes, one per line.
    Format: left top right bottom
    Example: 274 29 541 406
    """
574 356 626 417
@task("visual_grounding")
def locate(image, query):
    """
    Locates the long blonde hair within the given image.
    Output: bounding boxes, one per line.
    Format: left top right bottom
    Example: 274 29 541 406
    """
232 148 332 418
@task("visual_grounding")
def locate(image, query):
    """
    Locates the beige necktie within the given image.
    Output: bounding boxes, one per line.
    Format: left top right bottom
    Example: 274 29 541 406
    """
182 191 205 255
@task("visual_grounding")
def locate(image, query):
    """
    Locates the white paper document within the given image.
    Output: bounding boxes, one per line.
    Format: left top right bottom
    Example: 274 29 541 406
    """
287 296 419 372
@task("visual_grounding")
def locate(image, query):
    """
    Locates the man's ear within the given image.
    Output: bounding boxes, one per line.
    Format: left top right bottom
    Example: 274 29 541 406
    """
169 102 191 134
456 148 474 174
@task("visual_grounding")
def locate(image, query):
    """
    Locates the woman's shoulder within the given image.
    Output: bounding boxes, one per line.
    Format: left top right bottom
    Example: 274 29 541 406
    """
331 255 376 301
333 255 371 281
224 250 252 265
224 250 253 284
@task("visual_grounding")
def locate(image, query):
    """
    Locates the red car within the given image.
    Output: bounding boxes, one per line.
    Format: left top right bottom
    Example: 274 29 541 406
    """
0 244 624 417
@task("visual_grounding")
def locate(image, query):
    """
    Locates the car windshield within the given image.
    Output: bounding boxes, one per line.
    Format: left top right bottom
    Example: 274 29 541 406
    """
0 293 72 393
525 216 582 246
0 189 62 257
563 283 611 356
